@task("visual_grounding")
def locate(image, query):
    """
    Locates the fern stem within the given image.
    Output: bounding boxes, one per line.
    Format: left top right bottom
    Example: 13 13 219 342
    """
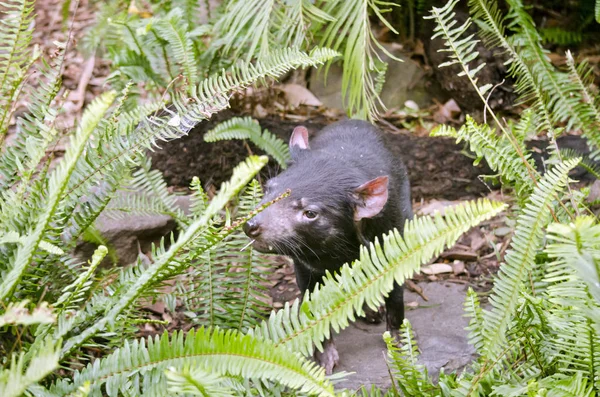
0 92 117 302
60 156 268 358
431 1 539 186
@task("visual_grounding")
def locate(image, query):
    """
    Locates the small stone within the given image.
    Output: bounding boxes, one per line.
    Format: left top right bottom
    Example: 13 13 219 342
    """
253 104 268 118
422 263 453 275
404 100 419 111
452 260 466 276
273 302 284 309
406 301 419 308
493 226 512 237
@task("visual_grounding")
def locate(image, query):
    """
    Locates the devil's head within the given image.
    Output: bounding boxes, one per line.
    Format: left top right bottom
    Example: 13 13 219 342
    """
242 125 389 268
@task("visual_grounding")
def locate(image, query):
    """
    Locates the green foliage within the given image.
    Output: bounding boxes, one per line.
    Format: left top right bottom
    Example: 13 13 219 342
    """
384 320 436 396
401 0 600 394
84 0 402 121
51 328 336 397
0 338 60 397
205 116 291 168
481 158 580 357
0 3 345 392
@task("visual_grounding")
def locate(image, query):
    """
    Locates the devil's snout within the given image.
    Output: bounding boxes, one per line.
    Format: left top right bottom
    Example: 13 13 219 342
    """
243 218 262 238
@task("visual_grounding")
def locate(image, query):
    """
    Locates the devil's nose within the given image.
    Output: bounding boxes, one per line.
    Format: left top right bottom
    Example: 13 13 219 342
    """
244 219 262 238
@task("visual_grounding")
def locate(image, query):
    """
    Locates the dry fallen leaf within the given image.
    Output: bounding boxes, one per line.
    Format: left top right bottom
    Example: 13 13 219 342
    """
421 263 453 275
433 99 461 124
278 83 323 107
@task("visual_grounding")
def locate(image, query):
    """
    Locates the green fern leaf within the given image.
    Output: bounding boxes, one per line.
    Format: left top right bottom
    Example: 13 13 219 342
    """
384 319 437 396
154 8 198 87
0 0 36 142
53 328 336 397
0 338 60 397
205 116 291 168
433 116 536 198
0 91 117 302
320 0 400 120
165 366 235 396
61 155 268 357
464 287 485 354
189 176 209 218
481 158 580 357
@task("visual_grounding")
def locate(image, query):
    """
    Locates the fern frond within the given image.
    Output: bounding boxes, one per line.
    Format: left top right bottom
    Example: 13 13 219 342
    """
252 199 506 356
205 116 291 168
540 27 583 46
432 116 536 196
61 156 268 357
320 0 399 120
214 0 276 61
154 8 198 87
191 181 275 331
464 287 485 354
196 47 338 103
565 50 600 155
0 92 117 302
384 320 437 396
425 0 491 95
0 0 36 143
165 366 235 397
427 0 538 185
189 176 209 218
127 158 187 226
0 338 60 397
53 246 107 314
481 158 580 358
560 148 600 180
52 328 336 397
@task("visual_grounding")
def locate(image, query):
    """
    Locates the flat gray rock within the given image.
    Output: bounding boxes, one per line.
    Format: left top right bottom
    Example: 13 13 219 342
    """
310 46 446 112
332 282 476 393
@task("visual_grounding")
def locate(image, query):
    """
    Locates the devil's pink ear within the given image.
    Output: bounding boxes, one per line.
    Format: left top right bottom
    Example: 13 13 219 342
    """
353 176 389 221
289 126 310 150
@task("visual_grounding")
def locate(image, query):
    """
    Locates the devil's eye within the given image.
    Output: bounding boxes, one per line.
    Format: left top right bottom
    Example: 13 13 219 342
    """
303 210 318 219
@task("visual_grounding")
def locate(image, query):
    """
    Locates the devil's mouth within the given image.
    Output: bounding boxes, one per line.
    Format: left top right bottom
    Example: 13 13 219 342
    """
249 239 277 253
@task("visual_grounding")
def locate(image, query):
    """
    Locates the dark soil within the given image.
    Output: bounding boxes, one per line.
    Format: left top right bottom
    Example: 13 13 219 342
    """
149 110 494 201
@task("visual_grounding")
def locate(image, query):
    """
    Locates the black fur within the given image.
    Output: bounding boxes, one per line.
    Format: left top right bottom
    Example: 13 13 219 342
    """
244 119 413 343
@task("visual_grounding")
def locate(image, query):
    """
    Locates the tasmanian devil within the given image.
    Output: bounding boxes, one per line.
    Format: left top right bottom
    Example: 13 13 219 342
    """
243 119 413 374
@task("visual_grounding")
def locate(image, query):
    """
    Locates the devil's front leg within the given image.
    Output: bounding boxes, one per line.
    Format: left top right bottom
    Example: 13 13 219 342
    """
385 281 405 342
293 260 339 375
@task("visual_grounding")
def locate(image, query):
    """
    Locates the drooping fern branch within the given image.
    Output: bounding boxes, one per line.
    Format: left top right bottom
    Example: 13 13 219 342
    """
319 0 400 121
0 92 117 302
60 155 269 358
251 199 506 356
51 327 336 397
204 116 291 168
432 116 536 198
425 0 538 185
480 158 580 359
0 0 36 145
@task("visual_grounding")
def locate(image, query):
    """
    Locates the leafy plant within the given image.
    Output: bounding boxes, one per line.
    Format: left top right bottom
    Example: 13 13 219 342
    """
83 0 405 121
375 0 600 395
204 116 291 168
